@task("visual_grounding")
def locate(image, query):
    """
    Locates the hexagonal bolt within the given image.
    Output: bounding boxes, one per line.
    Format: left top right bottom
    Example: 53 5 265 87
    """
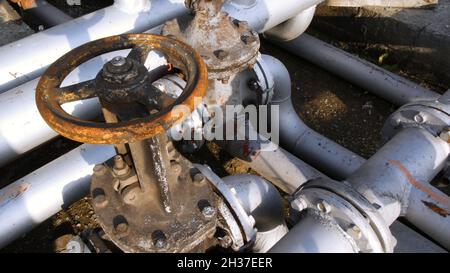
114 155 126 170
241 33 258 44
291 197 308 212
213 49 228 60
190 168 205 183
115 222 128 234
170 161 182 173
202 205 216 219
439 127 450 142
317 200 332 213
93 194 108 207
346 224 362 240
111 56 126 67
93 164 107 176
219 235 233 248
413 113 426 123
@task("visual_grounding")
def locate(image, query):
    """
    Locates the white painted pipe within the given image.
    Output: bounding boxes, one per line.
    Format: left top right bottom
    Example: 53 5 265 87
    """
223 0 323 32
0 0 188 93
0 144 116 249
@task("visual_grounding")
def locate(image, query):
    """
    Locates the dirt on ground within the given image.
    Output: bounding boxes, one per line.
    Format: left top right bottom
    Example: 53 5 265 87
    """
1 3 449 252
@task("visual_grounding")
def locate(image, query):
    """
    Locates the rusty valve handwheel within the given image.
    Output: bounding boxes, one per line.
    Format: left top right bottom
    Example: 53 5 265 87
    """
36 34 208 144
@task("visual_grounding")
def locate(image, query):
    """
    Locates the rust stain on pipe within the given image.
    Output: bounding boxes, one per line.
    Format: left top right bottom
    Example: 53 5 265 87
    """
0 183 30 209
422 200 450 217
389 160 450 213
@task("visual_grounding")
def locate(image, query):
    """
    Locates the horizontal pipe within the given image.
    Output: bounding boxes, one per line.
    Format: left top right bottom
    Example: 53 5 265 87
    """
347 127 450 249
0 144 116 249
0 0 188 93
262 54 366 180
269 33 440 106
223 0 323 33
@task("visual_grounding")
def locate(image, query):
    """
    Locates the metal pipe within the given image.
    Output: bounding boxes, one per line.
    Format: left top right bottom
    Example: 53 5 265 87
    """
22 0 72 29
263 5 317 42
221 117 323 194
0 144 116 249
221 174 288 252
269 34 440 106
262 54 366 180
223 0 323 33
346 127 450 249
0 0 188 93
269 209 357 253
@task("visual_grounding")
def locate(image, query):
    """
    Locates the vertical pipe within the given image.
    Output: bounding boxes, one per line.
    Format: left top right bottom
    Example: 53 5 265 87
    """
262 54 365 180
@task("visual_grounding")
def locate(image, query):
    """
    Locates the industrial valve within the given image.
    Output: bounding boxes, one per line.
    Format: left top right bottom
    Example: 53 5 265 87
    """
35 34 257 252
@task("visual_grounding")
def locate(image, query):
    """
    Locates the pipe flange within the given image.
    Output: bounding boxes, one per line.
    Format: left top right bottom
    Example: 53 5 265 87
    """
193 164 257 245
296 178 395 253
382 100 450 143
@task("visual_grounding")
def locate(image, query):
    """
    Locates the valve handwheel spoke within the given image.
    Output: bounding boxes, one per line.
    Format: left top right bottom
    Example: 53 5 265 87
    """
56 79 97 104
35 34 208 144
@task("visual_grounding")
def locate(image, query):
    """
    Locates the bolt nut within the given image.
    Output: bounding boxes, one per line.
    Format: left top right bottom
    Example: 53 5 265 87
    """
439 128 450 142
115 222 128 234
93 194 108 208
201 206 216 218
346 224 362 240
193 172 205 183
213 49 228 60
317 200 332 213
93 164 107 176
241 33 258 44
291 198 308 212
219 235 233 248
414 113 426 123
111 56 126 67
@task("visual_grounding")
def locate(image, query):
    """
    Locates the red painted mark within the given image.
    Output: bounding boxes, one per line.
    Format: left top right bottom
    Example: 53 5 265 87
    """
389 160 450 210
0 183 30 209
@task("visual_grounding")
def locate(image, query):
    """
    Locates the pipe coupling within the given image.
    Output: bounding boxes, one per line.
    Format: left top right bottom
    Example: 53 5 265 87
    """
383 99 450 144
290 178 396 252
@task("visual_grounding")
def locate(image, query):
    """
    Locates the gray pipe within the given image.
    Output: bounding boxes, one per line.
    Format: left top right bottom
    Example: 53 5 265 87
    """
269 209 357 253
0 144 116 249
262 54 366 180
347 127 450 249
269 34 440 106
23 0 72 29
222 174 288 252
221 117 323 194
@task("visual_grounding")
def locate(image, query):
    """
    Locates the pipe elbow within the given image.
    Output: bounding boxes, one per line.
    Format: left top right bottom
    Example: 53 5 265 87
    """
264 6 316 42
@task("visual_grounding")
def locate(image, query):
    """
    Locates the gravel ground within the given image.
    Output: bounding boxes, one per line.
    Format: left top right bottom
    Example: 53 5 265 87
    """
1 4 448 252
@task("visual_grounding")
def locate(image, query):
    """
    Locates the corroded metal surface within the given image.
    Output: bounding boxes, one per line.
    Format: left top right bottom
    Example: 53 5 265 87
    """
90 134 221 253
36 34 208 144
163 0 260 81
